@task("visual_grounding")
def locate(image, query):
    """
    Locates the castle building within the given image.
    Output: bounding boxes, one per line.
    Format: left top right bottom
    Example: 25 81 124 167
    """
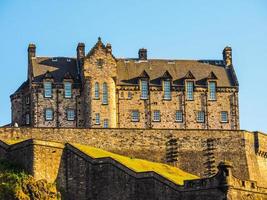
10 38 239 129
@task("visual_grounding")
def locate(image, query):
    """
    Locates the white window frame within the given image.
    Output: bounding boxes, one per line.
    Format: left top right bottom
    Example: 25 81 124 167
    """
95 113 100 125
153 110 161 122
221 111 228 123
103 119 108 128
67 109 75 121
186 81 194 100
102 82 108 105
209 81 216 100
197 111 205 123
64 82 72 98
175 110 183 122
163 80 171 100
140 79 148 99
45 108 53 121
44 82 52 98
131 110 140 122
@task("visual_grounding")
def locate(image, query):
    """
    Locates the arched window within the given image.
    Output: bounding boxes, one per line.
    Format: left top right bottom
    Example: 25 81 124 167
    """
102 82 108 104
95 82 99 99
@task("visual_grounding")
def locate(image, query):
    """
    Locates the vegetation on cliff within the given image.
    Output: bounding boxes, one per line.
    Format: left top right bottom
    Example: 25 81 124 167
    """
0 159 60 200
72 143 199 185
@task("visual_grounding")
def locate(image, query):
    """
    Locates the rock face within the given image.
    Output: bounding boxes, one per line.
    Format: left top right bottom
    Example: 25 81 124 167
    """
0 160 60 200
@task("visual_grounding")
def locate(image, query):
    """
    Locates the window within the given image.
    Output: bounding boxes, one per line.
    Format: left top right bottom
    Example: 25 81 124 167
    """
95 113 100 125
45 108 53 121
25 96 30 105
221 111 228 123
153 110 161 122
97 59 104 68
175 111 183 122
67 109 75 121
209 81 216 100
197 111 205 123
25 113 30 125
186 81 194 100
128 92 132 99
163 80 171 100
44 82 52 98
141 80 148 99
103 119 108 128
64 82 72 98
131 110 139 122
95 82 99 99
102 82 108 104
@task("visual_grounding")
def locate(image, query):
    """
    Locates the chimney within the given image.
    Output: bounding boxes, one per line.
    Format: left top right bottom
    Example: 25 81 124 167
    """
28 43 36 82
223 46 232 67
77 43 85 70
138 48 147 60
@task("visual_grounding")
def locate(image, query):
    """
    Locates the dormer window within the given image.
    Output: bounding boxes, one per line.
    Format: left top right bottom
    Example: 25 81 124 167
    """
186 81 194 100
208 81 216 100
44 82 52 98
163 80 171 100
64 82 72 98
141 80 148 99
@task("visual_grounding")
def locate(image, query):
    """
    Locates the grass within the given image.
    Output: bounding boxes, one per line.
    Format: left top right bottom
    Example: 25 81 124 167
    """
72 143 199 185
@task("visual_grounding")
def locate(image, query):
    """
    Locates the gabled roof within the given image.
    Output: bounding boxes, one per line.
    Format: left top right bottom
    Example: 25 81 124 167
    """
207 71 218 80
184 71 195 79
138 70 149 78
86 37 106 57
161 70 172 79
117 59 236 87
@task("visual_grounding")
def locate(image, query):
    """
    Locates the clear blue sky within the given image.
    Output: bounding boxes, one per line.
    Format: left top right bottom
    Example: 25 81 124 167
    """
0 0 266 132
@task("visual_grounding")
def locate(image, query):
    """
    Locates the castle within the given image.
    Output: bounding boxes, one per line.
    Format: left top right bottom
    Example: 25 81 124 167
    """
11 37 239 129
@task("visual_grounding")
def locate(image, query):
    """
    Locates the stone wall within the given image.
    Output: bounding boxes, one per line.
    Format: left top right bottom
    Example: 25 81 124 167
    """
0 128 266 187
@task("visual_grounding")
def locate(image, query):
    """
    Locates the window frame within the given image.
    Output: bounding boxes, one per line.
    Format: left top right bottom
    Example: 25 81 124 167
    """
163 79 171 100
196 111 205 123
95 113 100 125
131 110 140 122
44 82 52 98
153 110 161 122
102 82 108 105
94 82 100 99
175 110 183 122
25 113 30 125
64 82 72 99
25 96 30 105
103 119 109 128
186 81 194 101
45 108 53 121
221 111 228 123
140 79 149 100
66 109 75 121
208 81 216 101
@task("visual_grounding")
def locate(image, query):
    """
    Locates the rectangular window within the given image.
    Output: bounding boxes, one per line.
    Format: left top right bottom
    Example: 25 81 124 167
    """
64 82 72 98
44 82 52 98
45 108 53 121
25 96 30 105
141 80 148 99
25 113 30 125
131 110 140 122
153 110 161 122
209 81 216 100
103 119 108 128
221 111 228 123
95 113 100 125
67 109 75 121
102 83 108 105
95 82 99 99
175 110 183 122
186 81 194 100
163 80 171 100
197 111 205 123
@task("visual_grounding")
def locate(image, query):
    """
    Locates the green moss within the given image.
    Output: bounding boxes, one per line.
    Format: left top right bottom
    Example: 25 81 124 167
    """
72 143 199 185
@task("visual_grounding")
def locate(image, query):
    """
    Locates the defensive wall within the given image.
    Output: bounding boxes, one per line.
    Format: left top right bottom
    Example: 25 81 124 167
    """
0 139 267 200
0 128 266 188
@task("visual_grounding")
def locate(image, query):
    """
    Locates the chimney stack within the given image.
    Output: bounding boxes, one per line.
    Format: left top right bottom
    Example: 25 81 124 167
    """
223 46 232 67
28 43 36 82
77 43 85 70
106 43 112 54
138 48 147 60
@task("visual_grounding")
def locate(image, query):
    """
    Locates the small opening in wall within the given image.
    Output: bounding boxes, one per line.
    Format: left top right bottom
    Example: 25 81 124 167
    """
52 150 56 153
242 181 245 187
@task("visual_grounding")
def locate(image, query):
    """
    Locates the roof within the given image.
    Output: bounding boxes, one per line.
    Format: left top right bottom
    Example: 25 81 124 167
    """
31 57 80 83
116 59 236 87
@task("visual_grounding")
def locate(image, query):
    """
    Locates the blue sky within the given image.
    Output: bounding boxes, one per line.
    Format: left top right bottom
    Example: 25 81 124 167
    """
0 0 266 132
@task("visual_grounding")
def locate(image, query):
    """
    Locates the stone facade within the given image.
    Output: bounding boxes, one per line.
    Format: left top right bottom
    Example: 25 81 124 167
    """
10 38 239 129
